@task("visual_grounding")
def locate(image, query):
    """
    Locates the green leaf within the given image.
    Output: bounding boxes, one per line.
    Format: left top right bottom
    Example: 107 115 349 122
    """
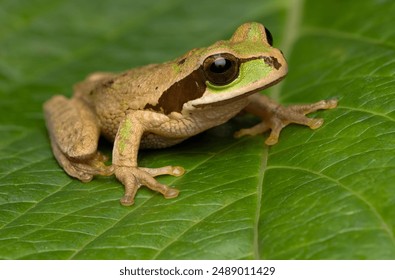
0 0 394 259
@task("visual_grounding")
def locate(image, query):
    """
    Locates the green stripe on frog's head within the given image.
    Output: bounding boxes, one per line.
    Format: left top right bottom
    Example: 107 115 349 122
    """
205 58 274 93
230 22 273 48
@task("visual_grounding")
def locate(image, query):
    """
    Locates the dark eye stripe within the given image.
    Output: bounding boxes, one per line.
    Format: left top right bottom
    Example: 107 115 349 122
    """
143 55 282 115
144 68 206 114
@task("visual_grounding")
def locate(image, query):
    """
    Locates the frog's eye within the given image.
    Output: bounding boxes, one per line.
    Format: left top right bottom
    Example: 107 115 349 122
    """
203 53 240 86
264 27 273 46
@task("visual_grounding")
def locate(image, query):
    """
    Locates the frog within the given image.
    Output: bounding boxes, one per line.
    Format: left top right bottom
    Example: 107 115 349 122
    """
43 22 337 206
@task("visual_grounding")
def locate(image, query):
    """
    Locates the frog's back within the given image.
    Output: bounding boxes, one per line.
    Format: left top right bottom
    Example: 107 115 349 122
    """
73 72 116 99
73 63 182 140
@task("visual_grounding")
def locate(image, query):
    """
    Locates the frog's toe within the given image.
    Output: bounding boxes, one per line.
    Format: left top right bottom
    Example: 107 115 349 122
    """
141 165 186 177
234 122 269 138
164 187 180 199
74 170 94 182
120 195 135 206
115 166 181 206
172 166 185 177
307 118 324 129
288 98 338 114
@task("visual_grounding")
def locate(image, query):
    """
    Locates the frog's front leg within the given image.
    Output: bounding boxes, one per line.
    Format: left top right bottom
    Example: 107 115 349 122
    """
235 94 338 145
113 111 185 206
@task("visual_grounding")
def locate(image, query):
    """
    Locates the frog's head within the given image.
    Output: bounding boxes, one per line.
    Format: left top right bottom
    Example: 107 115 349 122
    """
145 22 287 115
182 22 288 111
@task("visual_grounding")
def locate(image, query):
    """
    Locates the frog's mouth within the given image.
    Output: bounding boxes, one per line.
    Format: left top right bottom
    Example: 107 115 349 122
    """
192 74 285 109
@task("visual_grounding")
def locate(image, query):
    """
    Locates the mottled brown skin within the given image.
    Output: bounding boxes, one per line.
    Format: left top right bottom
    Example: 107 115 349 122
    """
43 23 337 206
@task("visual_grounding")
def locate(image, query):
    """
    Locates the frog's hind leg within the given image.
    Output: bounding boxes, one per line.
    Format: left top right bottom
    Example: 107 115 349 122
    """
44 95 113 182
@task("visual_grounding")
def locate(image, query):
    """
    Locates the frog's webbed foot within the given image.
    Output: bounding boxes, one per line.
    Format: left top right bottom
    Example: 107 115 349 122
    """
52 141 114 182
115 165 185 206
235 95 337 145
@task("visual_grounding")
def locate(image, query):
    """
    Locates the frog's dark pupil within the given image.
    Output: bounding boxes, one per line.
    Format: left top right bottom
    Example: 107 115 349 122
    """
210 57 232 73
203 53 240 86
264 27 273 46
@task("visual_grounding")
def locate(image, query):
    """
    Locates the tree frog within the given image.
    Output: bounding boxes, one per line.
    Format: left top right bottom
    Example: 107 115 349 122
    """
44 22 337 206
